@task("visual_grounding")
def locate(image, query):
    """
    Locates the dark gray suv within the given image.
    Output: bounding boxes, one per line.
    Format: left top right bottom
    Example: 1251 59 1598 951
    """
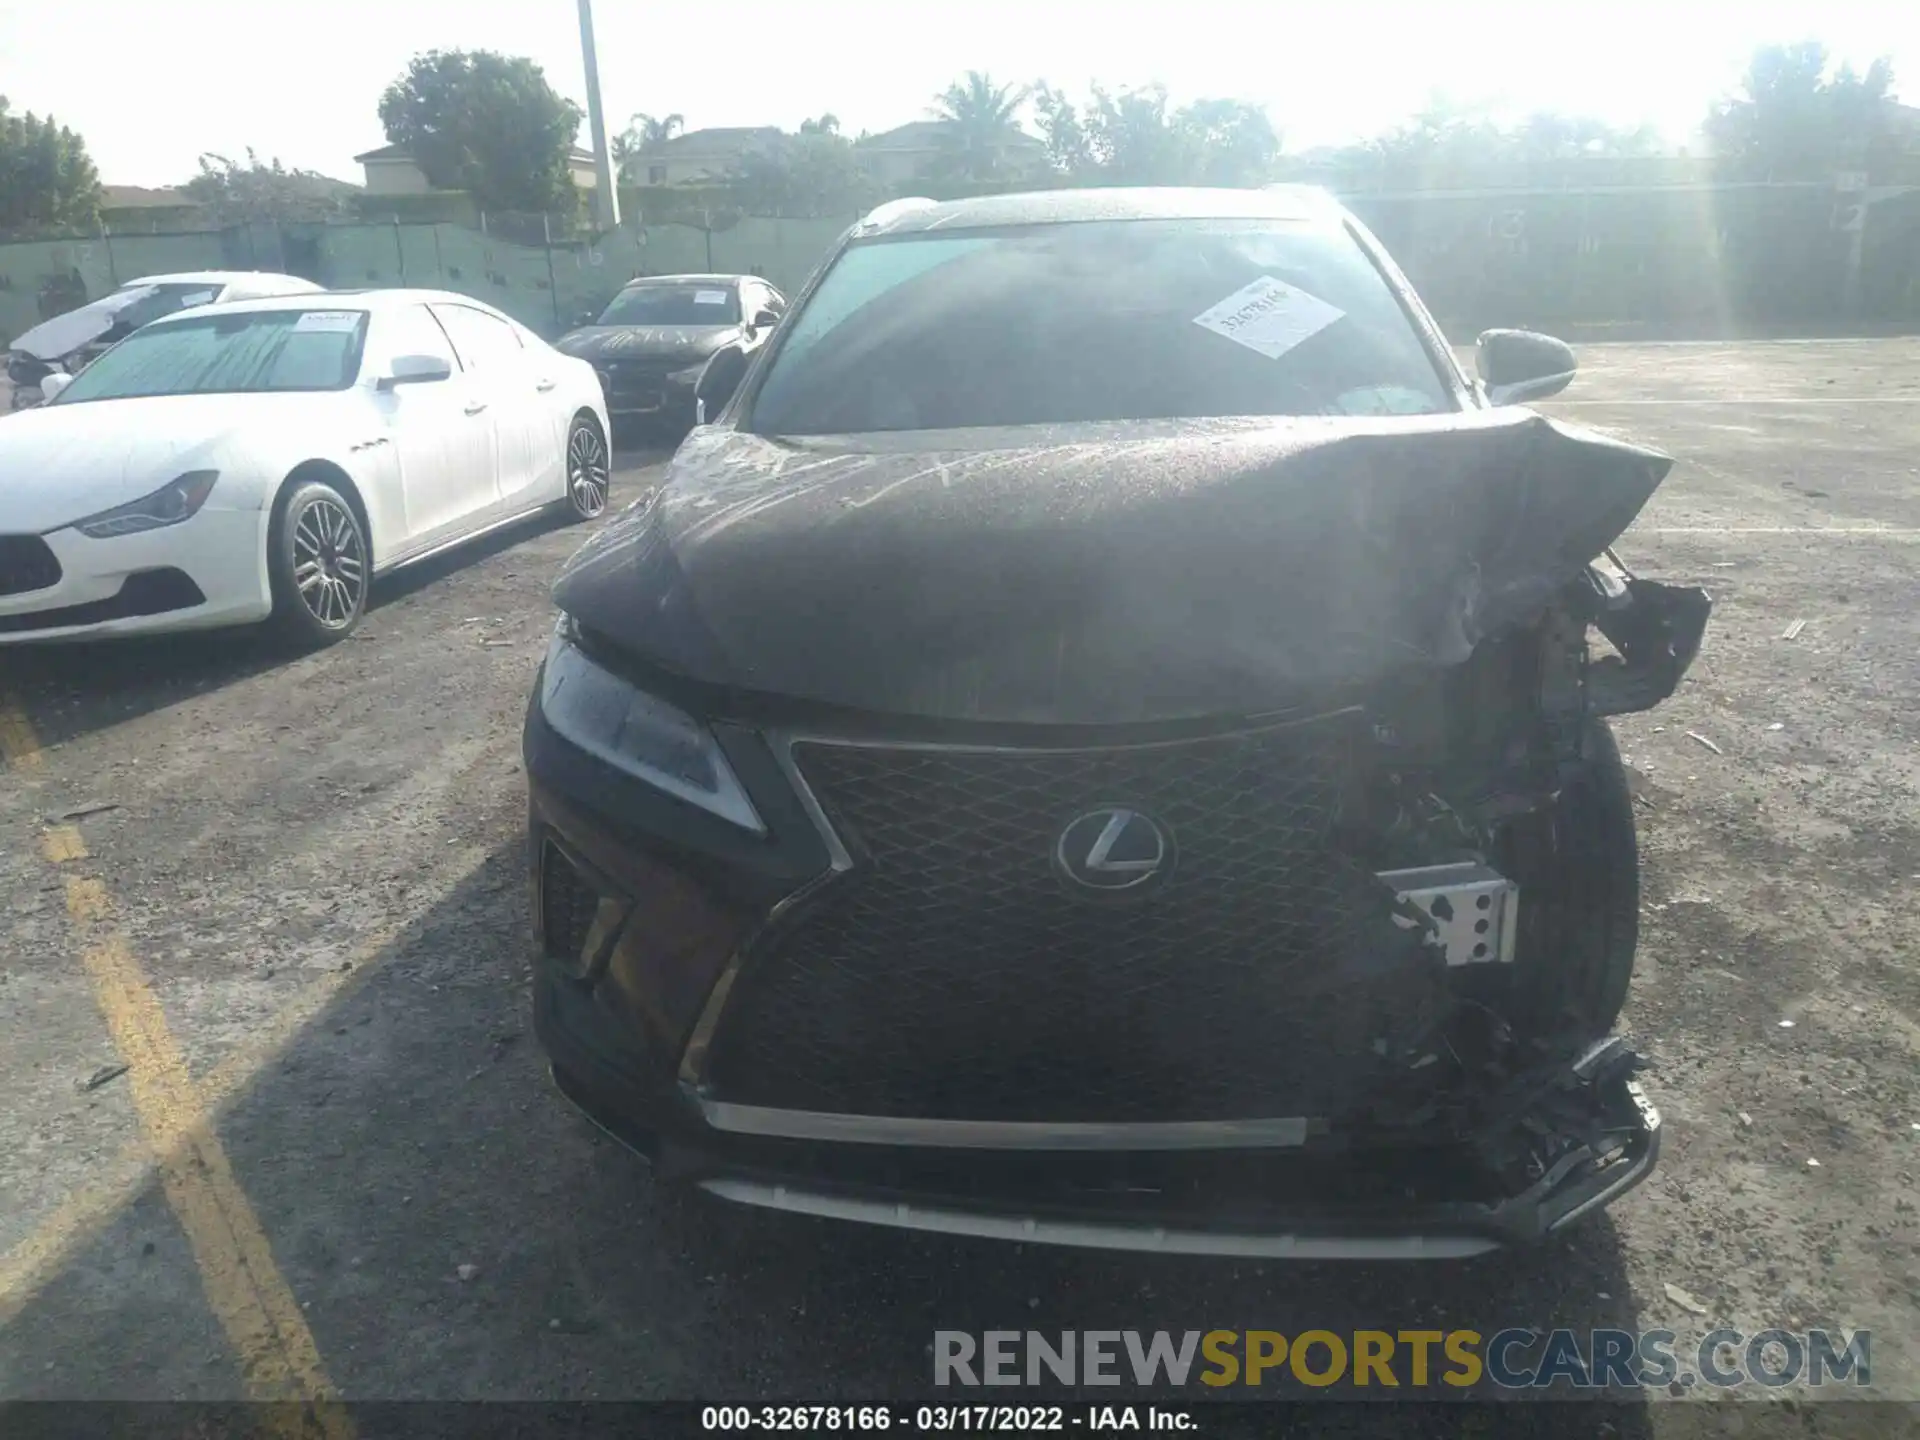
521 186 1710 1258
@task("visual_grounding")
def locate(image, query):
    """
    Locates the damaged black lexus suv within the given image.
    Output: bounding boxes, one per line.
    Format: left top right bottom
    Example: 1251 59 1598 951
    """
522 187 1711 1259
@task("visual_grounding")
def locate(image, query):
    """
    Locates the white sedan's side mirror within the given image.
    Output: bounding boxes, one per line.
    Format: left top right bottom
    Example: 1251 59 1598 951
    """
378 353 453 390
38 372 74 402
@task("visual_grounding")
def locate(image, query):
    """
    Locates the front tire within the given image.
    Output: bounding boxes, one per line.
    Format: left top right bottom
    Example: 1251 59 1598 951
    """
267 479 368 647
1495 718 1641 1043
562 415 610 521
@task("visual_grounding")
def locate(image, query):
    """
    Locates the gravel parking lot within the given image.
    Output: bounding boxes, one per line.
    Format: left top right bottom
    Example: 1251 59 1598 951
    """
3 342 1919 1428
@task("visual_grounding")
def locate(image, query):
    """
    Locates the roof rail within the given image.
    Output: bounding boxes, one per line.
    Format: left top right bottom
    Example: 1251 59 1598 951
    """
855 196 938 233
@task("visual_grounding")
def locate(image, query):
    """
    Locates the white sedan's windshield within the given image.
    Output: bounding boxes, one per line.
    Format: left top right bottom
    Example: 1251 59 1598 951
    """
53 308 369 403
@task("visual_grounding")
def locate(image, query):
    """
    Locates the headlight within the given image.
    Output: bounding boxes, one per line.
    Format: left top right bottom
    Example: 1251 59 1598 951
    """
73 470 219 539
668 361 707 385
539 625 764 833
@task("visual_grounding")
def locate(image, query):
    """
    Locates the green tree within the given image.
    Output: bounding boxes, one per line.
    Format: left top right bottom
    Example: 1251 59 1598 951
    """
613 111 684 181
0 96 102 232
182 148 356 223
798 113 841 137
1084 85 1195 184
1706 42 1897 178
929 71 1031 179
1031 84 1093 177
1166 98 1281 185
727 128 877 217
1340 94 1663 175
377 50 583 212
1029 83 1282 187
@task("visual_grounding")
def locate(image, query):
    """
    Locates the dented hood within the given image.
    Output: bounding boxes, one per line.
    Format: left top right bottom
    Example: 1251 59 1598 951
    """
552 410 1673 724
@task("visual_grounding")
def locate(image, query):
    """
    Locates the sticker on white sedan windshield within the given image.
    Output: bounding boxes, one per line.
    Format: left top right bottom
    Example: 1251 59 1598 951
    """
179 291 216 307
293 311 364 333
1192 276 1345 360
693 290 729 305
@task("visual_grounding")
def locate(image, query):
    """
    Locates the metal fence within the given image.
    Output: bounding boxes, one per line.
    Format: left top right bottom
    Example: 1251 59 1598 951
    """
3 183 1916 347
0 211 858 345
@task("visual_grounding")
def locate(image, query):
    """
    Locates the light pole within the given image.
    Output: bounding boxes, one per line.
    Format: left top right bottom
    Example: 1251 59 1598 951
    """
577 0 621 231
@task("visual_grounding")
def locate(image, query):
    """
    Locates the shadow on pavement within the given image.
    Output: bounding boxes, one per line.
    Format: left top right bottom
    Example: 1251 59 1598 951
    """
5 443 674 754
3 507 590 752
0 837 1649 1426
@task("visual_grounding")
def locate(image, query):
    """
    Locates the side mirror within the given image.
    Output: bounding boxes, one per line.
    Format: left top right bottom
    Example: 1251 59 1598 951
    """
575 310 596 327
378 353 453 390
694 347 748 422
38 371 74 402
749 308 779 331
1476 329 1577 406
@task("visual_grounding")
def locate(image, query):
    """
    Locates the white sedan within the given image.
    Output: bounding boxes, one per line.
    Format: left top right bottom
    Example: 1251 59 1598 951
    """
0 289 611 647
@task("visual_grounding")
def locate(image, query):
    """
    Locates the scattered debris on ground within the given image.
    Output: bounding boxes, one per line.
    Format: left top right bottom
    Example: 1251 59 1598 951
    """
76 1063 128 1093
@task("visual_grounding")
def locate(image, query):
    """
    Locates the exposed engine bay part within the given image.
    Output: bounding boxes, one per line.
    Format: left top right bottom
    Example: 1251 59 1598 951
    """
1378 861 1518 966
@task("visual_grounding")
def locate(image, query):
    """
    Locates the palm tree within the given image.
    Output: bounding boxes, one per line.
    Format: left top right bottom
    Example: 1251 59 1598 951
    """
632 112 685 148
613 112 685 183
929 71 1029 179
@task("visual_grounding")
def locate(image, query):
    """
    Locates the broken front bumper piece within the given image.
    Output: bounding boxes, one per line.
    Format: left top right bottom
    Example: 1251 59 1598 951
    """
1585 562 1713 718
547 978 1660 1260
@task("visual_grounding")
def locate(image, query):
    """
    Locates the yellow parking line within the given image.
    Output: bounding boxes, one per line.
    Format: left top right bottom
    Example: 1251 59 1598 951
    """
1 697 352 1439
0 700 43 770
0 838 490 1355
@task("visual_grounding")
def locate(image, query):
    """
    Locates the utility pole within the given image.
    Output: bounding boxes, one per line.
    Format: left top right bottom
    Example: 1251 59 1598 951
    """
577 0 621 231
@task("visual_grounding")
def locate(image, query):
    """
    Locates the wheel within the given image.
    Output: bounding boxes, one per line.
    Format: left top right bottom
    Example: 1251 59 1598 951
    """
562 415 610 521
1494 718 1641 1042
267 479 368 646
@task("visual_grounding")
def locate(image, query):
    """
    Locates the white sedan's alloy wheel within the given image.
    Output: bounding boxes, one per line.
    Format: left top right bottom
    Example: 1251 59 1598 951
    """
293 492 368 630
566 418 610 521
269 480 369 647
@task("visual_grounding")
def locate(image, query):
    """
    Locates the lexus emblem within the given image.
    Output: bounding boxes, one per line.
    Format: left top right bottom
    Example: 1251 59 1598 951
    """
1054 807 1173 893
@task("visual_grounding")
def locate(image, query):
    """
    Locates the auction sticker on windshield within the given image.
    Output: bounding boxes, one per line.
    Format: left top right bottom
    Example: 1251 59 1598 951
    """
1192 276 1344 360
694 290 730 305
293 311 364 333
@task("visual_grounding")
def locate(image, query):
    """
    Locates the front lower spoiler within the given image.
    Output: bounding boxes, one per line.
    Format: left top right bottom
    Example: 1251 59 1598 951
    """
548 1035 1660 1261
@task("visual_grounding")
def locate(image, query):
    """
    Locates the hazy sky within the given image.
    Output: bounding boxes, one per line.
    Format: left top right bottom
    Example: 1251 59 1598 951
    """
2 1 1913 186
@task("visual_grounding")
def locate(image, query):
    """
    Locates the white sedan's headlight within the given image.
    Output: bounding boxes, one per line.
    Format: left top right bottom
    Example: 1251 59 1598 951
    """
73 470 219 539
539 625 764 833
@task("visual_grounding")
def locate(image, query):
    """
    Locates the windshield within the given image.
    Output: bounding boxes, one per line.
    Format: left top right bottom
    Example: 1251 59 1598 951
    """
597 284 740 327
109 281 228 335
748 218 1455 434
52 308 369 403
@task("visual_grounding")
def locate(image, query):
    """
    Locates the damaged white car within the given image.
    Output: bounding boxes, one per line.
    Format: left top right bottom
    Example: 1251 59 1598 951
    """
6 270 321 409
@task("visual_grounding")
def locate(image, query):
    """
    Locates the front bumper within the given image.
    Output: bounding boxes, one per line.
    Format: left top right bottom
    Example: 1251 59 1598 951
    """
595 369 698 427
525 681 1662 1258
539 961 1660 1259
0 509 272 642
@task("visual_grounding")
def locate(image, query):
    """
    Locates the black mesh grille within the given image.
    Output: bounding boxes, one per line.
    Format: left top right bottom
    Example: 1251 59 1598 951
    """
540 842 599 976
704 719 1443 1123
0 536 61 597
597 357 678 408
